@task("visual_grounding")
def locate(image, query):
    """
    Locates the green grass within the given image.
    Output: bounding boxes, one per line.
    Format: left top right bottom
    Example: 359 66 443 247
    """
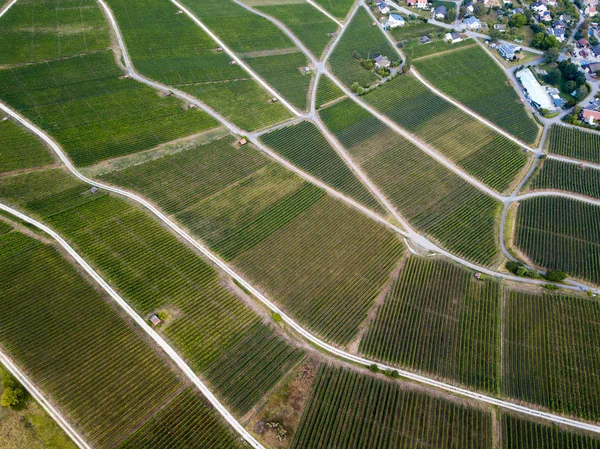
97 136 405 345
292 364 493 449
0 231 185 447
0 51 218 166
0 168 305 416
100 0 294 130
0 119 53 173
502 413 600 448
242 51 311 110
360 257 500 392
503 291 600 420
0 0 110 65
260 120 384 212
413 45 541 144
320 98 502 266
545 125 600 164
363 74 529 192
529 158 600 199
329 7 399 88
514 196 600 284
256 3 339 58
391 20 444 41
313 0 356 19
316 75 345 108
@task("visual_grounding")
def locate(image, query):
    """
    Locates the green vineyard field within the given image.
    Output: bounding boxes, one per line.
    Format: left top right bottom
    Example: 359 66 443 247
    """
408 39 474 59
260 120 384 212
360 257 500 392
545 125 600 164
413 45 540 144
514 196 600 284
292 364 493 449
363 74 528 192
0 119 53 173
320 98 502 265
529 158 600 199
316 75 345 108
0 169 304 416
503 291 600 420
313 0 356 19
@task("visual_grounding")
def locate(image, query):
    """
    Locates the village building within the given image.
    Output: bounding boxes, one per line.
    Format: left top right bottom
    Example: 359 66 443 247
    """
385 13 405 28
516 69 555 111
498 43 521 60
581 108 600 124
494 24 507 32
434 5 447 19
444 32 462 43
376 0 391 14
420 35 431 44
374 55 391 69
149 314 162 326
463 16 482 29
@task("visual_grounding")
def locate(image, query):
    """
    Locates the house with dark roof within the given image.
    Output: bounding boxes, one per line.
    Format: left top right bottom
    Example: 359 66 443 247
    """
434 5 447 18
374 55 391 68
591 45 600 57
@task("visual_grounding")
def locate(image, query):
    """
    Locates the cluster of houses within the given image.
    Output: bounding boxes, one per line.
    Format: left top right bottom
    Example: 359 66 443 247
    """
580 98 600 123
375 0 407 28
583 0 598 17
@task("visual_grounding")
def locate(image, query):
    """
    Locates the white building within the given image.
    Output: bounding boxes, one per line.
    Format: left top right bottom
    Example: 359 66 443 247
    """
385 13 405 28
516 69 556 111
445 32 462 43
462 16 482 29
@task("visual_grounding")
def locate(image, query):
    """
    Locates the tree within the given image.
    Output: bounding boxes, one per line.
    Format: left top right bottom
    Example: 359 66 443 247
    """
565 80 577 92
350 82 360 92
1 387 24 408
489 29 503 42
446 7 456 22
574 85 587 100
544 35 560 49
544 69 561 85
544 47 560 63
509 13 527 27
545 269 567 282
575 71 587 87
532 32 546 48
356 85 365 95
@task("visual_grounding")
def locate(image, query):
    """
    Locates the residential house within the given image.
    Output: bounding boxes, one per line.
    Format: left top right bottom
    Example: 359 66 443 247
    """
586 5 597 16
445 32 463 43
408 0 429 8
494 23 507 32
531 1 548 13
559 14 571 22
581 108 600 124
466 4 474 13
385 13 405 28
406 0 418 6
578 38 590 48
434 5 447 18
546 0 557 6
376 0 391 14
498 42 521 59
463 16 482 29
539 11 552 21
592 45 600 57
547 87 566 108
374 55 391 68
548 27 566 42
584 61 600 73
420 35 431 43
552 20 566 28
514 7 524 13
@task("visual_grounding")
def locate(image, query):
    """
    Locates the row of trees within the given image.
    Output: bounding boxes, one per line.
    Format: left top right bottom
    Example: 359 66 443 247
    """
1 366 26 408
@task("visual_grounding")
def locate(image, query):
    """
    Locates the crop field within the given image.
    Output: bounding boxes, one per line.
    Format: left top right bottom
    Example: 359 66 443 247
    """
528 158 600 199
0 119 53 173
407 39 474 59
329 7 398 87
514 196 600 284
242 51 311 110
316 75 345 108
391 20 443 41
0 51 218 166
116 389 243 449
255 2 339 57
0 168 305 416
320 98 502 265
100 0 293 129
413 45 540 144
98 136 405 344
0 0 110 65
503 413 600 449
360 257 500 392
292 364 493 449
0 230 184 447
503 291 600 420
313 0 356 19
545 125 600 164
363 74 529 192
259 120 384 212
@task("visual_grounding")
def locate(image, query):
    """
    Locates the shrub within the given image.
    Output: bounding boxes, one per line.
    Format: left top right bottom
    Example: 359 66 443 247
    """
391 370 400 379
271 312 283 323
369 364 379 373
545 269 567 282
1 387 24 408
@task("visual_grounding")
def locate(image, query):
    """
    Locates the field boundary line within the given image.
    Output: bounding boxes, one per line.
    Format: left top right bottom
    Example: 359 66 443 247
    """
0 202 267 449
411 42 478 61
3 99 600 429
165 0 301 116
0 350 92 449
0 0 16 18
305 0 344 26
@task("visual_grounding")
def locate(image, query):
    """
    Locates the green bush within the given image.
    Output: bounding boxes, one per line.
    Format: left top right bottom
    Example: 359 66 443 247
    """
545 269 567 282
369 364 379 373
1 387 24 407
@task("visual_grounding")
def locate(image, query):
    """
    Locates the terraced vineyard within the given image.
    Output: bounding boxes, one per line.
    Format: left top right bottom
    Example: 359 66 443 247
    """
503 291 600 420
260 120 384 211
503 413 600 448
0 51 218 166
292 364 493 449
316 75 345 108
363 74 529 192
0 119 53 173
320 98 502 265
0 0 110 65
255 1 339 57
329 7 398 88
513 196 600 284
0 168 304 416
103 0 292 130
413 45 540 144
99 135 405 344
528 158 600 199
545 125 600 164
176 0 312 110
360 257 500 392
0 229 240 448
